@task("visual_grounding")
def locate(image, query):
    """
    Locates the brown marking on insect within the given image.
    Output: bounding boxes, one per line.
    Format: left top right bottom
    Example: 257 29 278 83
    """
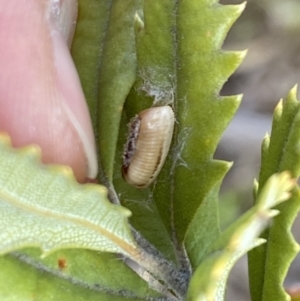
122 116 141 170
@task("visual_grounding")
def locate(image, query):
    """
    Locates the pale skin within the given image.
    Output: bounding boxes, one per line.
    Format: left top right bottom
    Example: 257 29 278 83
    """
0 0 98 182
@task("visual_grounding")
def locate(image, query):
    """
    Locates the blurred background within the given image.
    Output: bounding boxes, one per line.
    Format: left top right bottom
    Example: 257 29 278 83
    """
216 0 300 299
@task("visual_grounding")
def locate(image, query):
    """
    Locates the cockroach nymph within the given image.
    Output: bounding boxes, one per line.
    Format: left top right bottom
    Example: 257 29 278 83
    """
122 106 175 189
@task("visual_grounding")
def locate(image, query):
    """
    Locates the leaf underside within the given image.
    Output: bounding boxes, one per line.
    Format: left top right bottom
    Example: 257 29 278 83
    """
0 132 136 257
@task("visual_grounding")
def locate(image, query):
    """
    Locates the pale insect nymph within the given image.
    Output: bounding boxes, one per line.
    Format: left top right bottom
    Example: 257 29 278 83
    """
122 106 175 189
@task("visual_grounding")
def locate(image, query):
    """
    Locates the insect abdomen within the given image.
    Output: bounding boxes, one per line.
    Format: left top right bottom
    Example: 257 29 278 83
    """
122 106 175 188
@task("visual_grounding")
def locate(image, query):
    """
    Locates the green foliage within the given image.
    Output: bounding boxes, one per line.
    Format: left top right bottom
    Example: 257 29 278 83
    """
115 0 246 271
186 172 295 301
0 250 157 301
0 133 135 256
72 0 142 181
1 0 300 301
248 86 300 301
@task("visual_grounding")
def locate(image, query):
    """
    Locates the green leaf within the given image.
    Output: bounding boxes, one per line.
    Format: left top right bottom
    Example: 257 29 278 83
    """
0 133 185 298
151 0 245 243
171 0 245 245
0 133 136 257
72 0 141 180
116 0 246 268
71 0 111 124
186 172 295 301
0 250 159 301
248 86 300 301
0 250 157 301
